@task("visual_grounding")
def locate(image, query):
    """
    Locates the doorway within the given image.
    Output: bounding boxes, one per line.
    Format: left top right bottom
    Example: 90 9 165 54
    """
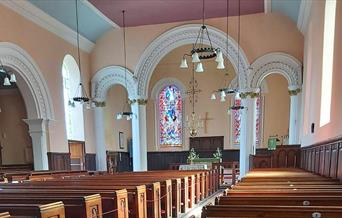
68 141 85 170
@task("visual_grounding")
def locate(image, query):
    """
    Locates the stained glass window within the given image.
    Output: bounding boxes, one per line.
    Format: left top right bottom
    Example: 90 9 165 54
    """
159 85 183 145
232 98 242 145
255 97 263 147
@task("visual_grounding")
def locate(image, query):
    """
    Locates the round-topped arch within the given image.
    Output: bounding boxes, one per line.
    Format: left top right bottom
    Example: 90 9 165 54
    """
134 24 251 98
91 65 137 103
249 52 302 89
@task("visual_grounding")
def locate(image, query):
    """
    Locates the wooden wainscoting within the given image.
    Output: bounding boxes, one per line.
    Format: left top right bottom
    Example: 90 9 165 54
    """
301 137 342 180
47 152 71 171
250 145 301 169
85 153 96 171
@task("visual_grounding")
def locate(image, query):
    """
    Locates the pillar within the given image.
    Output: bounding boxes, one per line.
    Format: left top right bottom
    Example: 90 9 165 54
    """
23 118 49 170
130 99 148 171
94 106 107 171
288 87 301 145
239 91 258 178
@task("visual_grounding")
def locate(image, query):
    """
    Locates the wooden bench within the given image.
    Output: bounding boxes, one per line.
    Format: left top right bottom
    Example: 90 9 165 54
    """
0 212 10 218
0 201 65 218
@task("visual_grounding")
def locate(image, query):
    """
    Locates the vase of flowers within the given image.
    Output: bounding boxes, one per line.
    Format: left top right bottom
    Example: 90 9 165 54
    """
213 147 222 163
187 148 199 164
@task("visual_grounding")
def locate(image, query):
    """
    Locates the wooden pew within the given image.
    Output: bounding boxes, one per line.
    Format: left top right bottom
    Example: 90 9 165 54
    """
0 194 102 218
0 201 65 218
0 212 10 218
0 186 135 218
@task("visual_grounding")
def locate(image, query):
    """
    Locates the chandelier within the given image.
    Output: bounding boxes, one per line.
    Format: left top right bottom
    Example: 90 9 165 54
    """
185 64 204 137
0 60 16 86
72 0 95 109
116 10 133 121
179 0 224 73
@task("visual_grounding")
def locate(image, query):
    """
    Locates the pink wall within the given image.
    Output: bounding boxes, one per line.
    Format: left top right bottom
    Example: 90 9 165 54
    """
0 89 32 164
301 0 342 146
0 5 95 153
91 13 303 75
104 85 132 152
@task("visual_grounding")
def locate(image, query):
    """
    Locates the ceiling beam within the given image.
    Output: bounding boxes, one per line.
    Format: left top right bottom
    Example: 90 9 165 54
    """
297 0 312 35
0 0 94 53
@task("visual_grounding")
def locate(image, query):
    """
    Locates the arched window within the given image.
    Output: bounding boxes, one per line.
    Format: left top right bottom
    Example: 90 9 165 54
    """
62 55 85 141
232 96 242 146
255 96 263 147
158 85 183 146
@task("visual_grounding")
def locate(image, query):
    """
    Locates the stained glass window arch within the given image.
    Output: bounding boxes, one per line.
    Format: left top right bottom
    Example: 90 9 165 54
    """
231 95 263 147
157 84 183 146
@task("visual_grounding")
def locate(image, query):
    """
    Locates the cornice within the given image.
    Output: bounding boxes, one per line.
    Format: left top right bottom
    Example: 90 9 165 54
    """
0 0 94 53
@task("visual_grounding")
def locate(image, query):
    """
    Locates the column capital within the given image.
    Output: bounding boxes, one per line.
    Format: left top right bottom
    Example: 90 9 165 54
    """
288 87 301 96
240 92 260 99
94 101 106 107
128 98 148 105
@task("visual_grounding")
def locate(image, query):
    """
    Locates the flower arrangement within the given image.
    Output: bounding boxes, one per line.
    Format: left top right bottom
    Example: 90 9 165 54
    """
213 147 222 159
187 148 199 163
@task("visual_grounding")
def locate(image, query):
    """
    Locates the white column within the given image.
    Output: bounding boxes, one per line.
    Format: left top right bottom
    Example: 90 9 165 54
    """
94 107 107 171
288 87 301 145
23 118 49 170
131 100 148 171
239 95 257 178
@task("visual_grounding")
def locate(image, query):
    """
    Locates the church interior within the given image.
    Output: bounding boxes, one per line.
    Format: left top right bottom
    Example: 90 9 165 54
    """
0 0 341 217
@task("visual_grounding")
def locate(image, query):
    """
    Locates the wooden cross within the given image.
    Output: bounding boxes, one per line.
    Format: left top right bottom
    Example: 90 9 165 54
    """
201 112 214 134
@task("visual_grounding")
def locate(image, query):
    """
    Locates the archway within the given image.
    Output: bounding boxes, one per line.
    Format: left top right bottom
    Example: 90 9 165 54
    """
250 52 302 145
91 65 139 171
0 42 54 170
134 24 251 98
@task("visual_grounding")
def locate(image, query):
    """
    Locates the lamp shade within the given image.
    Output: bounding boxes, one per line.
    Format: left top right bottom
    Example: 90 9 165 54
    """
210 93 216 100
3 77 10 86
192 52 200 63
116 113 123 120
220 95 226 102
215 50 224 63
195 62 204 73
220 90 226 98
217 60 225 69
179 58 188 68
10 74 16 83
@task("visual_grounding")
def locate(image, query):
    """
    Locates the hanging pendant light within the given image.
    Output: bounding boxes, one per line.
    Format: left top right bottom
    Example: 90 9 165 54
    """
217 60 225 69
180 0 223 72
180 57 188 68
195 62 204 73
116 10 133 121
10 74 16 83
3 77 10 86
72 0 95 109
210 93 216 100
0 60 16 87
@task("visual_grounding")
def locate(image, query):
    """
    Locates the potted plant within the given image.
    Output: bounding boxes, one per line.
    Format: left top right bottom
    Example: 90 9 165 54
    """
187 148 199 164
213 147 222 163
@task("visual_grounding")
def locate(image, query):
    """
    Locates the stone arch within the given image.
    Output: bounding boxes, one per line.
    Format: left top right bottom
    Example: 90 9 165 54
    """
0 42 54 120
91 65 137 102
135 24 251 97
249 52 302 89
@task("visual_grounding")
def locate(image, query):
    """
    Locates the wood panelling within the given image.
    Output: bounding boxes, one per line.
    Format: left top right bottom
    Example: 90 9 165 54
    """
47 152 70 171
106 151 132 173
301 137 342 181
85 153 96 171
189 136 224 153
250 145 301 169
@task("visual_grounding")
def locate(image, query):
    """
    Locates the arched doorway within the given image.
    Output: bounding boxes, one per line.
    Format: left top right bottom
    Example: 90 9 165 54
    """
0 42 54 170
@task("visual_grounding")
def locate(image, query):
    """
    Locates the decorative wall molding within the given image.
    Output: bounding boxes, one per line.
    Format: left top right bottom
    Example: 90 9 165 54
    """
249 52 302 88
0 0 94 53
91 65 137 103
0 42 54 120
297 0 313 35
288 88 301 96
128 99 148 105
135 24 251 98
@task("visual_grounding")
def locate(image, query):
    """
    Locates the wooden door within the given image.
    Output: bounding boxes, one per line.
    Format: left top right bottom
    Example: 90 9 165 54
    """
69 141 85 170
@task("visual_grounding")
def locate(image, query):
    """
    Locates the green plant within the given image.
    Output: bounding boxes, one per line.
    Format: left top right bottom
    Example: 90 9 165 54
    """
213 147 222 159
187 148 199 162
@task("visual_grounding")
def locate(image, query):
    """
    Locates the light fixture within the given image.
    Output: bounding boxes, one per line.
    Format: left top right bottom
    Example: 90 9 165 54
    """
185 64 204 137
0 60 16 86
72 0 95 109
179 0 224 72
228 0 245 113
116 10 133 121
